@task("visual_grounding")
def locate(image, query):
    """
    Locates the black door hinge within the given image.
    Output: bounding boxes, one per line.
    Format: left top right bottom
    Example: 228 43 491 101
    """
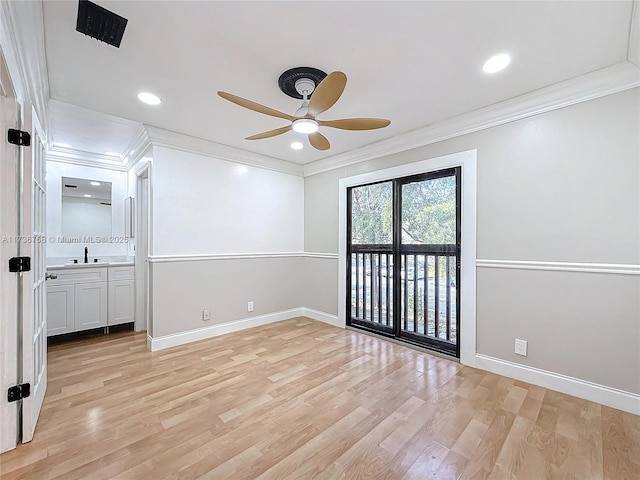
7 129 31 146
9 256 31 272
7 383 31 402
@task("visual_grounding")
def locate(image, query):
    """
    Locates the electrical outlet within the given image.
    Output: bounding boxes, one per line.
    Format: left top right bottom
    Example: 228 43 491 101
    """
515 338 528 356
247 301 254 312
202 309 211 321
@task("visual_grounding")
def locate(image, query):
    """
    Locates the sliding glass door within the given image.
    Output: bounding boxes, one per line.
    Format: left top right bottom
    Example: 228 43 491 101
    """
348 180 394 335
347 168 461 357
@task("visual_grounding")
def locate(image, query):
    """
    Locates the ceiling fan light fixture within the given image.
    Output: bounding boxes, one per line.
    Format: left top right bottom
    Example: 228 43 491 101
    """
292 118 319 134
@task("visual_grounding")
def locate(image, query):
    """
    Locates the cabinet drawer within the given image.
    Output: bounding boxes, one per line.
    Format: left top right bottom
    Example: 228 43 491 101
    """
108 265 134 280
47 268 107 285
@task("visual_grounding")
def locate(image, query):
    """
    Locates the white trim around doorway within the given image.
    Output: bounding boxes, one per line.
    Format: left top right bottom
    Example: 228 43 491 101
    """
337 149 478 366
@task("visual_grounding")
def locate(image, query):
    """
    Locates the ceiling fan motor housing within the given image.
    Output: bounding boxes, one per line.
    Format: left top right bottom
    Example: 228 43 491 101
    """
278 67 327 99
294 78 316 97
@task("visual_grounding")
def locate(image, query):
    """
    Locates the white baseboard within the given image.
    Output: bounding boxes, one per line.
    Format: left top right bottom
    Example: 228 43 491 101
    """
149 308 304 351
149 307 342 351
474 354 640 415
301 307 343 328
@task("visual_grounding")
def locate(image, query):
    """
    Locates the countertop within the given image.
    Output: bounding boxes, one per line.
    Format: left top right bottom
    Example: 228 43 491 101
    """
47 261 134 270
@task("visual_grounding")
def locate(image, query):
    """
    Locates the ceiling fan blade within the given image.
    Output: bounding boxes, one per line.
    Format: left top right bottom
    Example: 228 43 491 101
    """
218 91 295 121
308 132 330 151
307 71 347 116
318 118 391 130
245 125 292 140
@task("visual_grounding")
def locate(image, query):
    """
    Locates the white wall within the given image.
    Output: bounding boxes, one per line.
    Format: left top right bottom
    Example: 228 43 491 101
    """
61 197 111 237
46 161 129 261
303 88 640 411
148 147 305 339
151 147 303 256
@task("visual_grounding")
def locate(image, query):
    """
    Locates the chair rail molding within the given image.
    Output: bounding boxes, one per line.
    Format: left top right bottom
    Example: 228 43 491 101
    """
149 252 339 263
476 259 640 275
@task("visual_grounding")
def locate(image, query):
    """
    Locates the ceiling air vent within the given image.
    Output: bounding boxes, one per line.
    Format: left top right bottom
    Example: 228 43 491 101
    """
76 0 128 48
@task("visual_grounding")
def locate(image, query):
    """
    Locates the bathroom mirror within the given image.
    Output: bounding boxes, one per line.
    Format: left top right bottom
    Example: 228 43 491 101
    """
61 177 112 237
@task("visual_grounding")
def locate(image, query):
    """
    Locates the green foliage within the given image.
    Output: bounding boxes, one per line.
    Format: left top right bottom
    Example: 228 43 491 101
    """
351 182 392 244
351 175 456 245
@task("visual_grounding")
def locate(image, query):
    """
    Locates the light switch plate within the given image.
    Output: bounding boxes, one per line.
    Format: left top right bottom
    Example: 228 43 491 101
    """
203 309 211 321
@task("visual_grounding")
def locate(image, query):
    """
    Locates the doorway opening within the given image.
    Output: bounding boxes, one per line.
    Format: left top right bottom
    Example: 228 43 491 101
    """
134 162 151 335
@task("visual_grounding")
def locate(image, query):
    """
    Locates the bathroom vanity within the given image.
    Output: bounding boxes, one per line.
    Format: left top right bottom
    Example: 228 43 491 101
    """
46 261 135 337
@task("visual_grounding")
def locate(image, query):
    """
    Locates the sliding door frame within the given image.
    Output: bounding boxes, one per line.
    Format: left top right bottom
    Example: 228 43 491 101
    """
395 168 461 356
338 149 477 365
346 168 461 356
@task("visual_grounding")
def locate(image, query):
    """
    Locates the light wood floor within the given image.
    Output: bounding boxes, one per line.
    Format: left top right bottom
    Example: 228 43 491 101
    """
1 318 638 479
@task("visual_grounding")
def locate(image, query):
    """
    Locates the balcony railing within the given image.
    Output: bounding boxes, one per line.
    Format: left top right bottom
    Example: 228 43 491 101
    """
350 250 457 344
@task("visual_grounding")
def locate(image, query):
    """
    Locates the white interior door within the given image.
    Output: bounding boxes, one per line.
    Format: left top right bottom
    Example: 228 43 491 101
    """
20 103 47 443
0 48 20 454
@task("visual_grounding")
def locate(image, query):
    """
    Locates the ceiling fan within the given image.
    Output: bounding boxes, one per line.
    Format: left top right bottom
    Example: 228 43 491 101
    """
217 67 391 151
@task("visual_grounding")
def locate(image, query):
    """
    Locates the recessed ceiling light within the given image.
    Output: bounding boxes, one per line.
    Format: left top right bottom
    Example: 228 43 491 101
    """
83 194 92 198
54 142 72 149
292 119 319 134
90 181 101 186
483 53 511 74
290 141 304 150
137 92 162 105
104 151 120 157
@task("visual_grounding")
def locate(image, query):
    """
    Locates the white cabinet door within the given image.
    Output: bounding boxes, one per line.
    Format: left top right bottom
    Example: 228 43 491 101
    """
47 284 75 336
75 282 108 330
108 279 135 326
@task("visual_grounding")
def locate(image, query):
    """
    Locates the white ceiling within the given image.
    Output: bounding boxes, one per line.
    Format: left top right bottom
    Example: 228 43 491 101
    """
61 176 112 200
49 99 142 166
42 1 636 166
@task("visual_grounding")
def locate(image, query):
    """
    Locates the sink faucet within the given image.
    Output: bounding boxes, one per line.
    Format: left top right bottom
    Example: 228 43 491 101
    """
84 246 88 264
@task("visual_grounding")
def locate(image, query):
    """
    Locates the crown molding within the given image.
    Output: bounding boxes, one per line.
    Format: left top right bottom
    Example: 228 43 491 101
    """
46 152 129 172
0 0 50 135
145 125 304 177
123 125 152 170
47 99 147 171
303 61 640 177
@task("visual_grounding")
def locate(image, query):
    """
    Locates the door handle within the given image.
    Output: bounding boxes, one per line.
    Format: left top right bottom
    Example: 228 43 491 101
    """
45 273 58 280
